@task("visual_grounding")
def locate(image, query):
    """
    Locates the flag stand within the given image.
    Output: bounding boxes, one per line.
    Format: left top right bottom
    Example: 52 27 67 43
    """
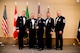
0 42 2 44
12 40 16 46
12 38 18 46
76 38 80 44
0 42 3 46
1 37 6 47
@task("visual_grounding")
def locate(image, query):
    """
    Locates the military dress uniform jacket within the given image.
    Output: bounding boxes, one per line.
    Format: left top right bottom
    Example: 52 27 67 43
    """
36 18 45 30
55 16 65 32
27 18 37 30
45 17 54 32
16 16 27 31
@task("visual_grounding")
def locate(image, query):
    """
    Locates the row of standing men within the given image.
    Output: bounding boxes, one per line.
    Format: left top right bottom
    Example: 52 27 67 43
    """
16 10 65 51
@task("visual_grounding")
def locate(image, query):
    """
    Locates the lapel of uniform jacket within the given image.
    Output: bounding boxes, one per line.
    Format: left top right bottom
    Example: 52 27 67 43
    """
21 16 23 25
48 17 51 24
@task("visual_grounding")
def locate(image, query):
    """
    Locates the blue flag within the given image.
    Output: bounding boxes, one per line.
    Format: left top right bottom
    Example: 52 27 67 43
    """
38 3 40 14
77 21 80 42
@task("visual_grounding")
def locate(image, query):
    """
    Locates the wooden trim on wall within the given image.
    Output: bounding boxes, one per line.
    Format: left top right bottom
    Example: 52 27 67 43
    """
0 37 77 46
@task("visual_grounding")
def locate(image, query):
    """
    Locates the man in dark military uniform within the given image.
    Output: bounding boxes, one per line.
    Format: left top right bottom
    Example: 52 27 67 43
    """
36 13 45 51
55 10 65 50
16 11 27 50
27 13 36 48
45 12 54 49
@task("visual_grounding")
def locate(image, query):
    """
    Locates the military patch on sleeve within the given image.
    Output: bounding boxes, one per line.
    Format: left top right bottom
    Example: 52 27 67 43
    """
79 28 80 32
63 19 66 23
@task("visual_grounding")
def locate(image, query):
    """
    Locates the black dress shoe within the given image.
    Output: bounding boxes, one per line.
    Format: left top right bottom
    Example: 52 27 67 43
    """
19 47 22 50
29 47 32 49
38 48 44 51
56 48 59 50
47 48 51 50
60 48 63 50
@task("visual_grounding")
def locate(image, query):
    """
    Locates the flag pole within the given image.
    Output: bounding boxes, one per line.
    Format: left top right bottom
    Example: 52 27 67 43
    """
25 2 29 46
38 2 40 14
47 5 50 13
12 2 17 46
26 2 28 18
35 2 41 47
1 5 7 47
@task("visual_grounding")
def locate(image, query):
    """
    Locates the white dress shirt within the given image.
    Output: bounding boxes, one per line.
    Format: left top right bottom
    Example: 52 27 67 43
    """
46 18 49 26
23 17 26 25
31 19 35 29
56 17 59 24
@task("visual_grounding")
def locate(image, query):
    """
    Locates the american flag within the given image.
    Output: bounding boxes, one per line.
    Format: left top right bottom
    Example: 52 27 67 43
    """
2 5 9 37
13 6 18 39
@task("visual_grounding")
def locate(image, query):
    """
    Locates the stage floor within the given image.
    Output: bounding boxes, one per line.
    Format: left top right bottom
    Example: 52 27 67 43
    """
0 45 80 53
